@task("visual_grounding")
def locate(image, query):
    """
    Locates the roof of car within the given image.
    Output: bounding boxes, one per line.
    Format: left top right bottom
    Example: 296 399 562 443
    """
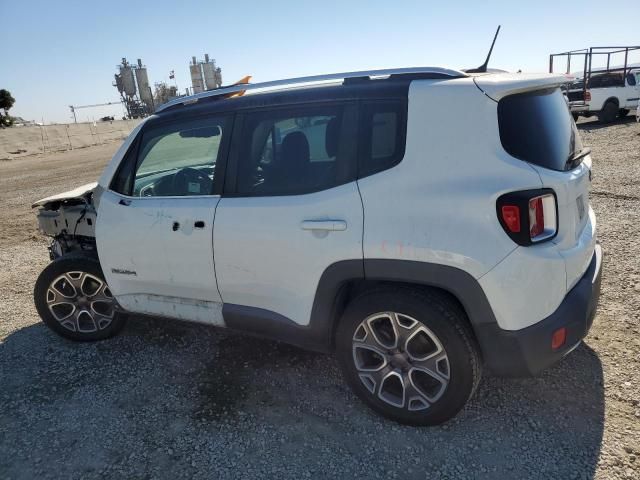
149 76 423 126
149 69 575 124
154 67 466 115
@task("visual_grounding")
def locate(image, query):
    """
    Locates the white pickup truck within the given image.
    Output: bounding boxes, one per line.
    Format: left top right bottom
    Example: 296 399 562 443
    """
568 69 640 122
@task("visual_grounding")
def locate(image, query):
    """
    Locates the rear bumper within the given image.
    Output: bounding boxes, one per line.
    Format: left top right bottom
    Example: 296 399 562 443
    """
569 101 588 113
476 243 603 376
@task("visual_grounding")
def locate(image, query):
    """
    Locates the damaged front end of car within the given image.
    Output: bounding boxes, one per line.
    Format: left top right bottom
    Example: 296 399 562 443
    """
32 182 101 259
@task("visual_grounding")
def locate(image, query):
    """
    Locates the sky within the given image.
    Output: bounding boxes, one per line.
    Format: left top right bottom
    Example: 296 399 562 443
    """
1 0 639 124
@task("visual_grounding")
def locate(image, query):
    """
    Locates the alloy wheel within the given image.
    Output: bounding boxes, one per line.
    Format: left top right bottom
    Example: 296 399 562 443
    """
352 312 450 411
46 271 115 333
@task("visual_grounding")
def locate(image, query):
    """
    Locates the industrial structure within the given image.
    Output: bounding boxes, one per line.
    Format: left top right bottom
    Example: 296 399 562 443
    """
153 82 181 108
113 58 154 118
68 54 222 122
189 54 223 94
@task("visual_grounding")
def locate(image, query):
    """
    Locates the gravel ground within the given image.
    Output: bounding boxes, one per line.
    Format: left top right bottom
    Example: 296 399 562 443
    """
1 116 639 479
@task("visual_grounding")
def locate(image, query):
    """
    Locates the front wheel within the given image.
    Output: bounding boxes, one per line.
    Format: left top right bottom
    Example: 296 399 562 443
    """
336 288 481 426
34 255 126 341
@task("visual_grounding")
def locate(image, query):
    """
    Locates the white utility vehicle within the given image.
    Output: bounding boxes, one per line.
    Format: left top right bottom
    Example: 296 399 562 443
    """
550 46 640 122
32 66 602 425
566 69 640 122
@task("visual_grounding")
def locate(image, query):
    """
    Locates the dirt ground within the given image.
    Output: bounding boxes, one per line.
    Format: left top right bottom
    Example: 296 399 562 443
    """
1 116 639 479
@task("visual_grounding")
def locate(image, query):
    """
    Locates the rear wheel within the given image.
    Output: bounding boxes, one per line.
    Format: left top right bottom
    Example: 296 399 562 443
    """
597 101 619 123
34 255 126 341
336 288 481 426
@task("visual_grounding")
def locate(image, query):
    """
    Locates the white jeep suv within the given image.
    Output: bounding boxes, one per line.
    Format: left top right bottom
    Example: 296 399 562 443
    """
32 67 603 426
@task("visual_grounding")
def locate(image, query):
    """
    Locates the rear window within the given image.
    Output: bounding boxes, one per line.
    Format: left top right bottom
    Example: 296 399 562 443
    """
498 88 583 172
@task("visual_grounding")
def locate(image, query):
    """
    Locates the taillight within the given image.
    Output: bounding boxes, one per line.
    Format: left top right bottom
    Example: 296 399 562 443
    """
585 90 591 101
529 197 544 238
497 189 558 245
528 194 557 241
500 206 521 233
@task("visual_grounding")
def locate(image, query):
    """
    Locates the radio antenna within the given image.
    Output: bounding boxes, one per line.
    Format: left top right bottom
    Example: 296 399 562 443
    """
465 25 501 73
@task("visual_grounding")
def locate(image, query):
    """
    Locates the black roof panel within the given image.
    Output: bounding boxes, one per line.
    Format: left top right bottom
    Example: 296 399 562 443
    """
148 79 412 127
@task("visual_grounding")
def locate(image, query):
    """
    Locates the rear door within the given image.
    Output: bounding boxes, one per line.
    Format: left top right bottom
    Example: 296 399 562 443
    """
96 114 231 324
213 103 363 326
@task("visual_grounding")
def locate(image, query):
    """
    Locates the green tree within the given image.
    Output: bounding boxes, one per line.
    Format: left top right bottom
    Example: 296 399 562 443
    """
0 89 15 127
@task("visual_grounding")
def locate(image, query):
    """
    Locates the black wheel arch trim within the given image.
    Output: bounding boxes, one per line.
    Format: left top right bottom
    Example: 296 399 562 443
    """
603 97 620 107
362 259 498 327
223 259 500 355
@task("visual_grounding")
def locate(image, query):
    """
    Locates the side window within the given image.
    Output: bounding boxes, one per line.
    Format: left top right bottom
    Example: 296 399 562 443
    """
627 73 637 86
358 100 407 178
112 117 228 197
589 73 624 88
234 105 352 196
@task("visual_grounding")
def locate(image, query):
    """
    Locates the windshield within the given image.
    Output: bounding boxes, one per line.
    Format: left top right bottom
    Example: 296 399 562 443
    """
498 88 583 172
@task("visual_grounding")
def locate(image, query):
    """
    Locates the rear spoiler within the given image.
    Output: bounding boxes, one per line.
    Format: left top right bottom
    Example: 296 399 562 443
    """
473 72 574 101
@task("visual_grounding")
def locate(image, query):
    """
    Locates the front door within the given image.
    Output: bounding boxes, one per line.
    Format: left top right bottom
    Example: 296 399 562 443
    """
96 114 230 324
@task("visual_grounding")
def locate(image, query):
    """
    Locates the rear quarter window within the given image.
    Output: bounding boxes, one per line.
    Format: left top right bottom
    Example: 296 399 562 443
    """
498 88 583 172
358 100 407 178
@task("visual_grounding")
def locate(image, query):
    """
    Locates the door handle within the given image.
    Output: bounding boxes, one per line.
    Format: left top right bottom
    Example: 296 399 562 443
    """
118 199 131 206
194 220 205 229
301 220 347 231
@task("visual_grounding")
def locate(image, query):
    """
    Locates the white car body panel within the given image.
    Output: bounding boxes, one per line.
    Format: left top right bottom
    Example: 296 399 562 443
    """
478 244 567 330
528 156 595 291
213 182 363 326
359 78 540 280
115 293 223 326
32 182 98 208
96 189 223 325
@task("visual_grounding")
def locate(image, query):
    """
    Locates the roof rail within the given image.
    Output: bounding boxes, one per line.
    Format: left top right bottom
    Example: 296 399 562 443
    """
156 67 467 113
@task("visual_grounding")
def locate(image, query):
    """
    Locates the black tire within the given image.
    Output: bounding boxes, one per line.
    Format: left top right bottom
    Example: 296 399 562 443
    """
572 113 580 122
336 287 481 426
619 108 630 118
34 254 126 341
597 101 618 123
